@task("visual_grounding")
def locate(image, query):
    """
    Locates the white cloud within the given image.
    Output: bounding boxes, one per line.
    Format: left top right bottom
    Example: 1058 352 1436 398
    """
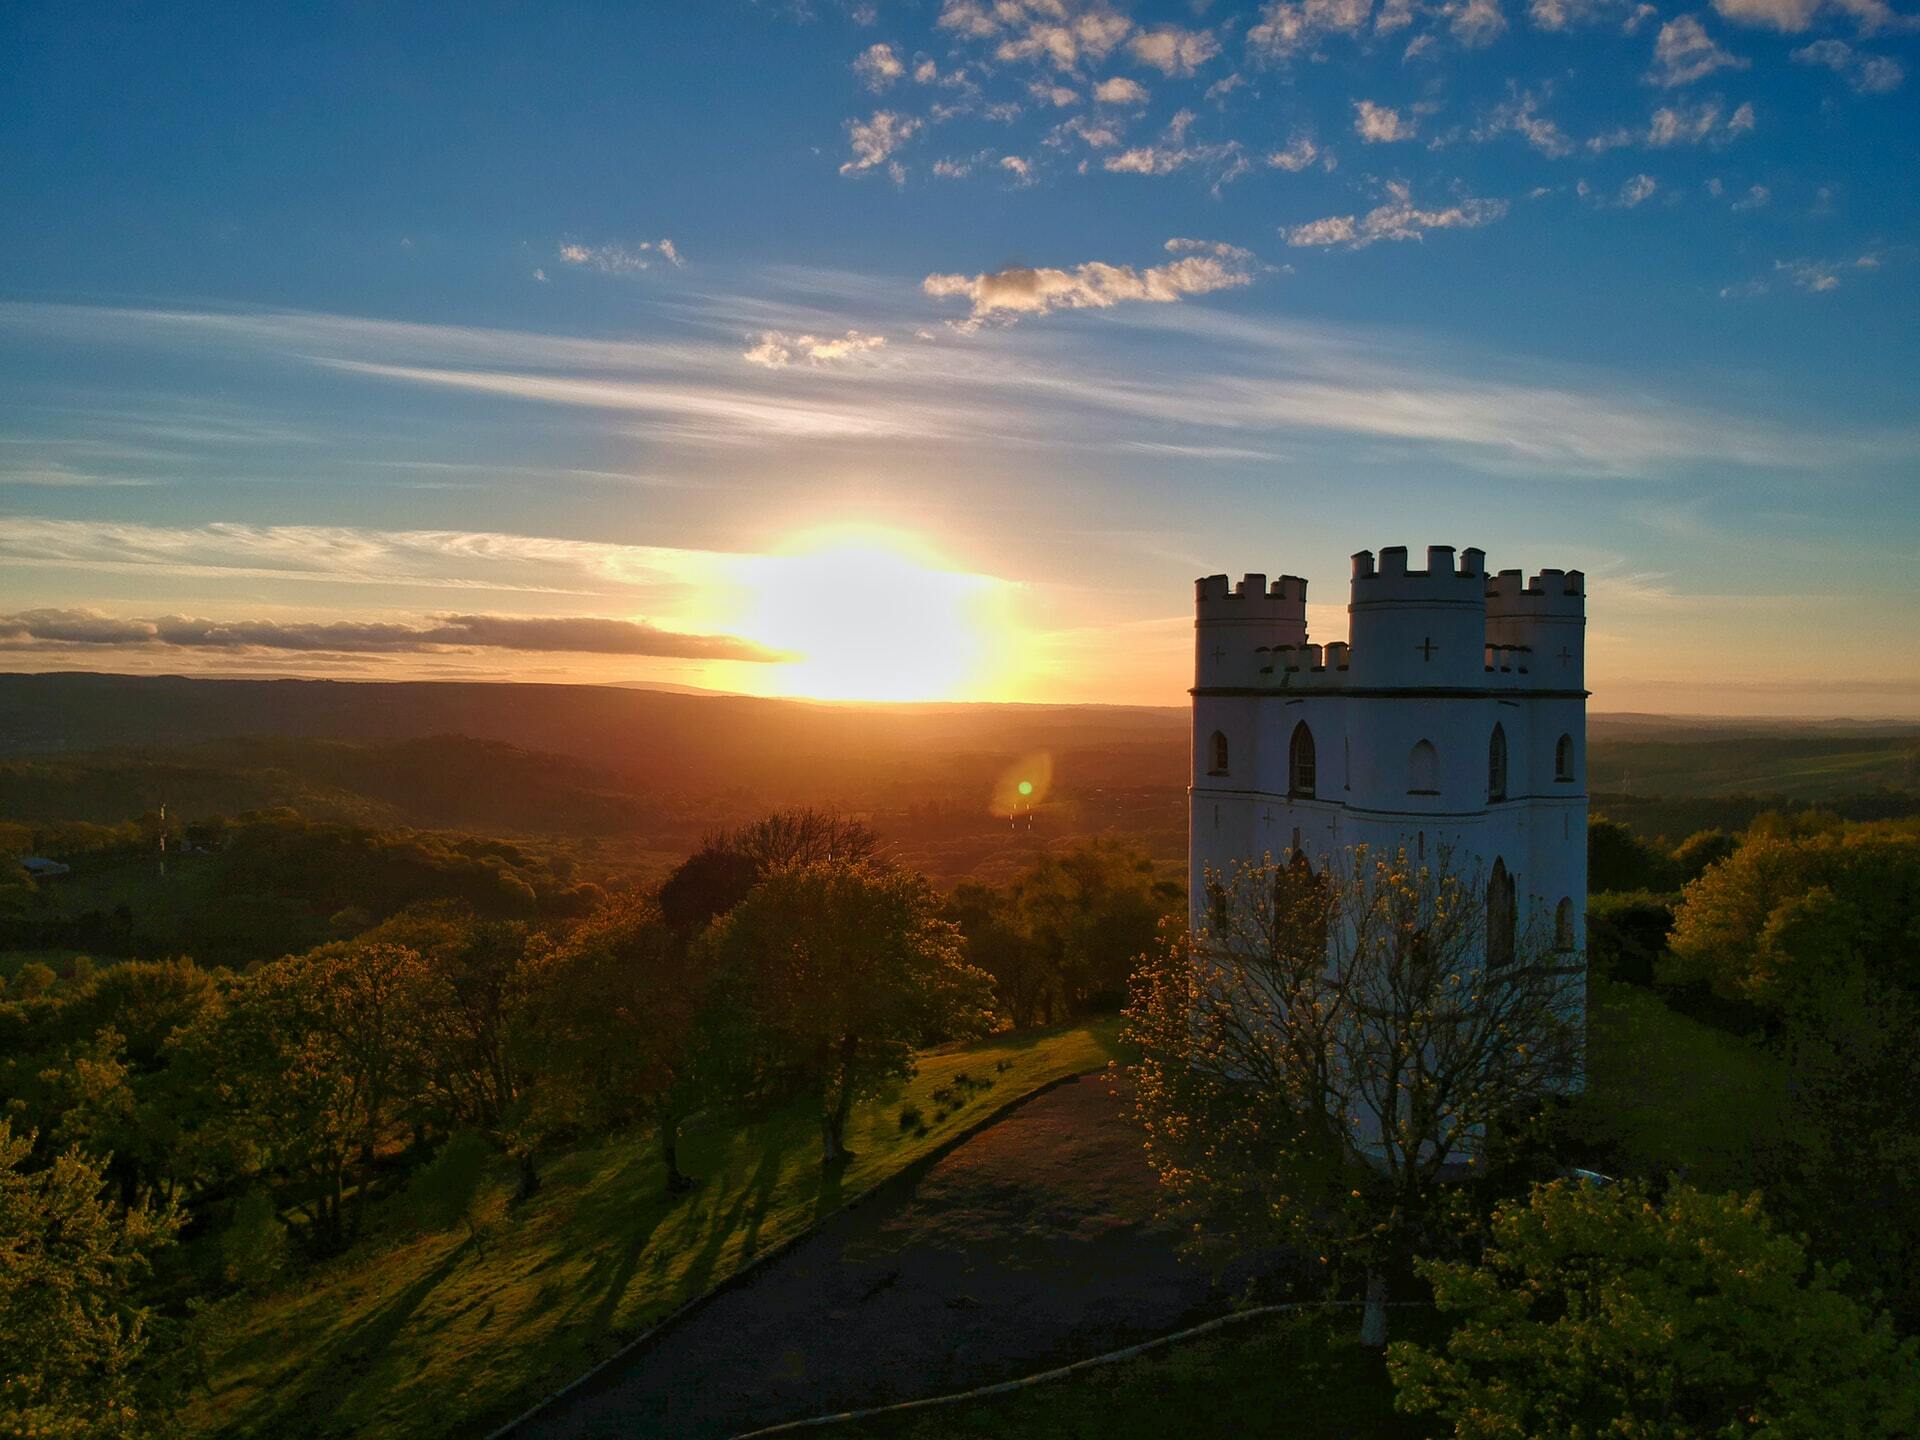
1646 99 1755 145
1267 134 1323 170
914 58 939 84
1618 172 1658 206
922 238 1255 321
555 240 681 274
1129 25 1221 75
1776 254 1880 291
1732 183 1771 209
1204 73 1246 101
1286 181 1509 247
841 110 922 173
932 156 976 177
1001 154 1036 182
742 330 889 368
1647 15 1748 85
1247 0 1373 59
1446 0 1510 44
1094 75 1150 104
940 0 1134 70
1792 39 1906 91
1475 89 1574 156
1030 80 1080 107
1353 98 1417 141
854 41 906 90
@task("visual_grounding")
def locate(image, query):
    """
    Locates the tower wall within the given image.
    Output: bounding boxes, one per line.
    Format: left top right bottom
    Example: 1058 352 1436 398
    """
1190 543 1589 1091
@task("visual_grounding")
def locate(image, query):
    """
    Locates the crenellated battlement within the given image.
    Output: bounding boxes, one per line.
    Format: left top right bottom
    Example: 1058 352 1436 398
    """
1196 572 1309 611
1484 643 1532 674
1485 567 1585 616
1349 545 1487 609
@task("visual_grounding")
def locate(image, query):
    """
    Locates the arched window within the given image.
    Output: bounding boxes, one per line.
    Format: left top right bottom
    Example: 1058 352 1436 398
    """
1208 730 1230 776
1408 739 1438 794
1488 858 1516 966
1555 897 1576 952
1289 722 1316 797
1488 723 1508 802
1555 733 1574 782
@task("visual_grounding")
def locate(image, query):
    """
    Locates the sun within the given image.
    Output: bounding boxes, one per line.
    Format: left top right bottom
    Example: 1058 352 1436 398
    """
721 525 1020 702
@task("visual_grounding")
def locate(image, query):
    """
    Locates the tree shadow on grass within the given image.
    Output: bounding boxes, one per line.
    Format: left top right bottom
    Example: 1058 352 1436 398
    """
244 1241 469 1438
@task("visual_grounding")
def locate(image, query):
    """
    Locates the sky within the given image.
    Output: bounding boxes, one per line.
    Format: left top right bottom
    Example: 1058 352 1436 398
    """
1 0 1915 715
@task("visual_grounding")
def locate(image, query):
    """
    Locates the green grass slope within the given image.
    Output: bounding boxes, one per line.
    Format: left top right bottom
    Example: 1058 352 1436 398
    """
185 1020 1123 1440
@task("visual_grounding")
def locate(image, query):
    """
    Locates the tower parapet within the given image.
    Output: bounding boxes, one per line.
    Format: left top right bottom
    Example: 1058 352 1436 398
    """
1346 545 1487 688
1485 568 1585 690
1195 572 1308 688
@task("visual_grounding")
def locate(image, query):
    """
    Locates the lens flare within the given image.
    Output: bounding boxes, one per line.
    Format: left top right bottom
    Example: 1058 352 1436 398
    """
992 751 1052 817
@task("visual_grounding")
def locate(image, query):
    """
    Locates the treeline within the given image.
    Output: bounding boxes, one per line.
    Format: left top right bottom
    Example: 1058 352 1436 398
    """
1584 807 1920 1329
0 811 1172 1437
0 810 606 969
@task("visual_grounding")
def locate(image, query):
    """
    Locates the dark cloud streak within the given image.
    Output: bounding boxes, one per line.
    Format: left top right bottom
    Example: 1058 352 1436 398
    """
0 609 785 663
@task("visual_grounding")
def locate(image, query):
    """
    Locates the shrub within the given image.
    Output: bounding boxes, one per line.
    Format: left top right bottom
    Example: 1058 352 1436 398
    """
897 1104 923 1132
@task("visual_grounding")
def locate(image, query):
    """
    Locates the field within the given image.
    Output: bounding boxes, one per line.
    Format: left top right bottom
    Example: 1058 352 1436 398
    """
185 1020 1124 1440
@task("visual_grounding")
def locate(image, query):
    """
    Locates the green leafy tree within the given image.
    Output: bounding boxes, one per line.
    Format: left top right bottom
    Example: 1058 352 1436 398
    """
0 1119 182 1439
539 898 713 1192
403 1130 495 1252
1389 1179 1920 1438
1128 845 1582 1347
218 1188 290 1292
1589 817 1677 894
713 861 994 1164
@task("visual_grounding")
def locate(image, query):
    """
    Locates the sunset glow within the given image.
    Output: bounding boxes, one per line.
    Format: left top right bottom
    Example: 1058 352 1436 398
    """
718 527 1023 703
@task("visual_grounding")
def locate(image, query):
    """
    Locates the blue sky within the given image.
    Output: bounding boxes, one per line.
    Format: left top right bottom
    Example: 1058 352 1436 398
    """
0 0 1915 712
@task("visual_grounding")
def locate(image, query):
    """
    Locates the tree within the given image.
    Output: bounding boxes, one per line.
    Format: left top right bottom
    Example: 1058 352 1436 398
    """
403 1130 495 1252
1128 845 1582 1346
0 1119 182 1440
657 809 882 933
1388 1179 1920 1438
538 898 714 1192
712 861 994 1164
1589 816 1676 894
173 940 442 1246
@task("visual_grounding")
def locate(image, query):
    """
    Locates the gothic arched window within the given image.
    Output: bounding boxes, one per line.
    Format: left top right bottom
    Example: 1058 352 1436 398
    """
1555 896 1576 952
1488 858 1516 966
1408 739 1438 794
1555 733 1574 782
1289 722 1317 798
1488 723 1509 802
1208 730 1230 777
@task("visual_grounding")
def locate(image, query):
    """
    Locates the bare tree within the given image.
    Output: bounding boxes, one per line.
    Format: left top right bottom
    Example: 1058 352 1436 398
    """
1128 843 1582 1346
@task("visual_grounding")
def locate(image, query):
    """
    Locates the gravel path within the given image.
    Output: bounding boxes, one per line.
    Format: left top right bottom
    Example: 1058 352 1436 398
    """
506 1074 1228 1439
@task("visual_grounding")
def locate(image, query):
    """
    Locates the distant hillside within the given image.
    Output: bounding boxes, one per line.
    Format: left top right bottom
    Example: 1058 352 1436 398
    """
4 675 1915 873
0 673 1188 803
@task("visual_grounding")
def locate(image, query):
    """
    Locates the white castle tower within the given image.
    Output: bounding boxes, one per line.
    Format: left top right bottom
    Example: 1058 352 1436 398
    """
1189 544 1588 993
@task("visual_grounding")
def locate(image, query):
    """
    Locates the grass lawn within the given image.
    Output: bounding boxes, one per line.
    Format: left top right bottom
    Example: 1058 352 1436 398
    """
1578 978 1788 1190
183 1018 1124 1440
835 1306 1446 1440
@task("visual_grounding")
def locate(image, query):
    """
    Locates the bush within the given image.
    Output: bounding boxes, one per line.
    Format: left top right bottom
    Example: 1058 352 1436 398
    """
219 1189 290 1292
1585 891 1673 986
897 1104 923 1132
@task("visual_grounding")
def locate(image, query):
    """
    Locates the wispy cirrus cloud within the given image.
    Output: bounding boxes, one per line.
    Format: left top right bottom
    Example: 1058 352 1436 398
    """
1 298 1896 482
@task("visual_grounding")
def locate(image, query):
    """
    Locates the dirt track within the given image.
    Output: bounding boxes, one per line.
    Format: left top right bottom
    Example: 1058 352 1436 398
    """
507 1074 1228 1439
